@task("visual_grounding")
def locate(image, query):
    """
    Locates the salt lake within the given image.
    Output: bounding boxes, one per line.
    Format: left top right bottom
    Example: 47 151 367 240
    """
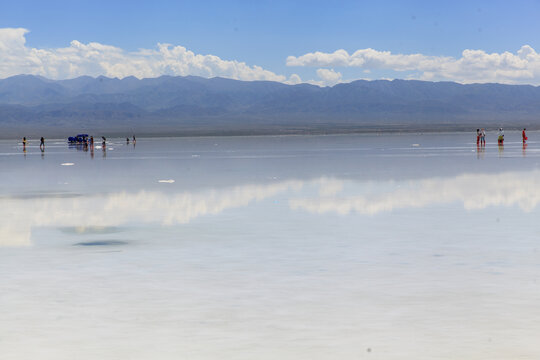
1 132 540 359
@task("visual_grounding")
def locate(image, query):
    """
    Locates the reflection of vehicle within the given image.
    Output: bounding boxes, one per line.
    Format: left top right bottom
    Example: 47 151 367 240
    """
68 134 89 143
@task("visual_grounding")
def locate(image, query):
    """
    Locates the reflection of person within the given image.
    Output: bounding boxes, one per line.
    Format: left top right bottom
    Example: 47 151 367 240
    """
476 143 485 159
522 128 528 142
497 128 504 145
476 129 480 145
480 128 486 146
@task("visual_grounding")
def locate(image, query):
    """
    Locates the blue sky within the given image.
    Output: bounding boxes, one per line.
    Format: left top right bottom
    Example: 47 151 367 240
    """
2 0 540 85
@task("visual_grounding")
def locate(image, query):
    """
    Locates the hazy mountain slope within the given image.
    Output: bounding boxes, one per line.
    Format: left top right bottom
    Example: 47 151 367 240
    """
1 75 540 137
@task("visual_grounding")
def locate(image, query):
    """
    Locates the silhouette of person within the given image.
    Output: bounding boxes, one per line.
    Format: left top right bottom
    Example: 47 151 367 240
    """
40 137 45 151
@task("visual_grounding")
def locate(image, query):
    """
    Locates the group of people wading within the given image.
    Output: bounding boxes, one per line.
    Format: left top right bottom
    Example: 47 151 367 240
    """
20 135 136 154
476 128 528 146
476 128 486 146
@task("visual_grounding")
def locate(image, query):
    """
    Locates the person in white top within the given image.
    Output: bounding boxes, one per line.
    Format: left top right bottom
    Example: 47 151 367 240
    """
497 128 504 145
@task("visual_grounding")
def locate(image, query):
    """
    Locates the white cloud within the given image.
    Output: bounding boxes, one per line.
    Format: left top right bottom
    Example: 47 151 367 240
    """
0 27 301 83
286 73 303 85
316 68 342 86
287 46 540 85
7 27 540 86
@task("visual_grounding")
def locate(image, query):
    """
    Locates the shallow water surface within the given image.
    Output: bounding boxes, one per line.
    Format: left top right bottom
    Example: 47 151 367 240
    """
1 133 540 359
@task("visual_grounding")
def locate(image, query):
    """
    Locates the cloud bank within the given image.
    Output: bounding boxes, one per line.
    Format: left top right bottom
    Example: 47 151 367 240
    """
0 28 301 83
287 46 540 85
4 27 540 86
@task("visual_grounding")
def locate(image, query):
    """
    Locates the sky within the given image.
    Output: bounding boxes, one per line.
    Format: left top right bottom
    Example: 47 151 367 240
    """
2 0 540 86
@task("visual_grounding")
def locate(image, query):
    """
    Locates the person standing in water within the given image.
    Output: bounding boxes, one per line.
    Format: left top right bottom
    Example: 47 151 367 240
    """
476 129 480 145
497 128 504 145
40 137 45 150
480 128 486 146
126 137 130 144
522 128 528 143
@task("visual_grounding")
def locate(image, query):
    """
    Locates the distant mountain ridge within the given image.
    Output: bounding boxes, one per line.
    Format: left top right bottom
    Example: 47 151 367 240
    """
1 74 540 137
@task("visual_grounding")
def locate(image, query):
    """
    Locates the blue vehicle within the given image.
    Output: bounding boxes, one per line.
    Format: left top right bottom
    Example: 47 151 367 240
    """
68 134 89 143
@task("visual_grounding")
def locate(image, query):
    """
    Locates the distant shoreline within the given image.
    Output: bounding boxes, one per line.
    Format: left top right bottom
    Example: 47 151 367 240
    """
0 125 535 140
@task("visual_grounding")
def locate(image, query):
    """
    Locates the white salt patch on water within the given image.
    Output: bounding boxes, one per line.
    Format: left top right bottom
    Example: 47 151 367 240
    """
412 143 420 147
158 179 175 183
61 163 74 166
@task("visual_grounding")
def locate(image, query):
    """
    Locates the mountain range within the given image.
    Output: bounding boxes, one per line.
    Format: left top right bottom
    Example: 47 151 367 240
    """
1 74 540 138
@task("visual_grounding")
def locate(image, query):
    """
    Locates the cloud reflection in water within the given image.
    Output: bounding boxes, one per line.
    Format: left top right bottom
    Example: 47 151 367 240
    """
290 171 540 215
3 170 540 247
0 181 303 247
